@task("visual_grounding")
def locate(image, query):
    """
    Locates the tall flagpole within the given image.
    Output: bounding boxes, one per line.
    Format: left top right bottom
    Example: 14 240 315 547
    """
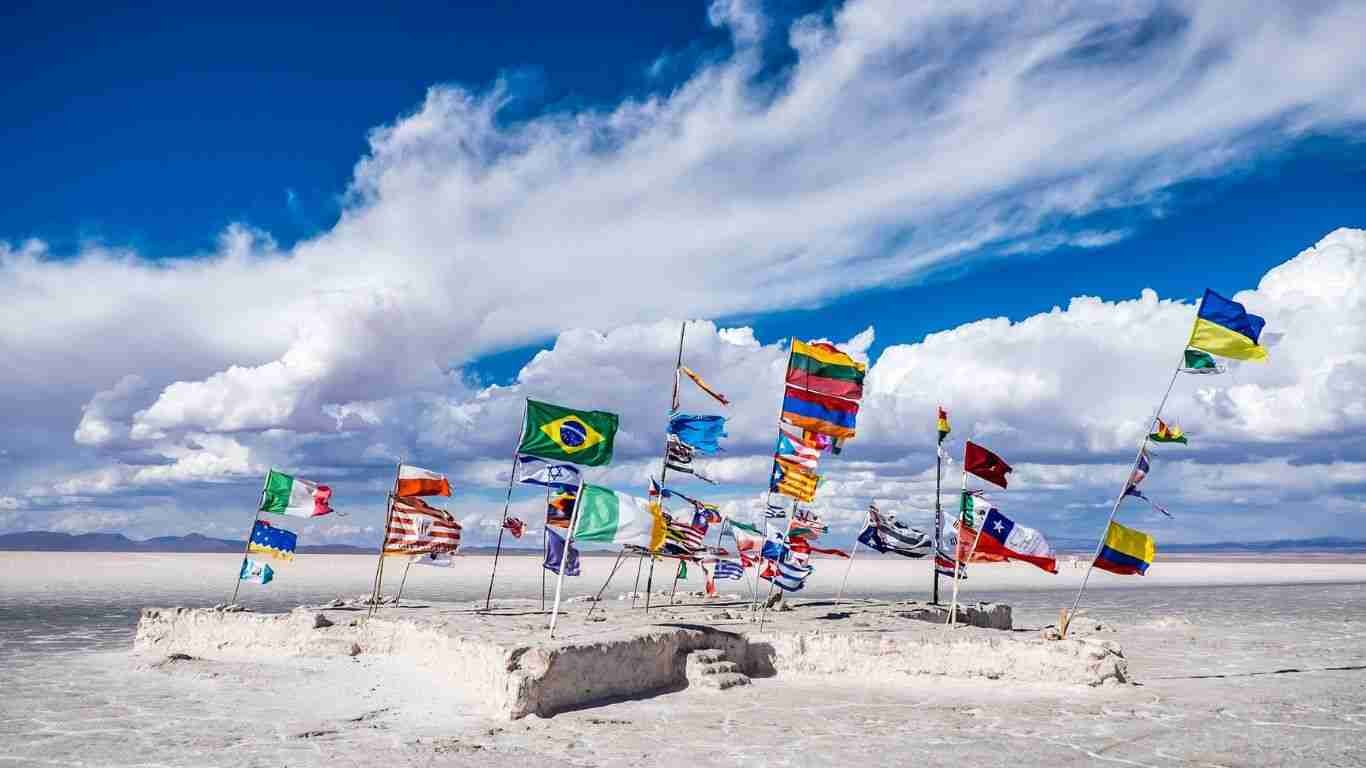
833 537 862 610
933 430 944 605
647 320 688 613
484 399 530 612
540 486 550 612
368 459 403 617
1064 356 1184 635
548 472 587 639
229 473 272 605
945 447 969 625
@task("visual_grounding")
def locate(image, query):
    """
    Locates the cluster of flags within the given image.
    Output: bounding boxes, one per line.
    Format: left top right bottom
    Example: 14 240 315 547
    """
238 469 336 586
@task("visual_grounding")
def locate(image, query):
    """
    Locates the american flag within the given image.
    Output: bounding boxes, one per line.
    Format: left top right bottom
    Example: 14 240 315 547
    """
384 496 461 555
664 515 706 553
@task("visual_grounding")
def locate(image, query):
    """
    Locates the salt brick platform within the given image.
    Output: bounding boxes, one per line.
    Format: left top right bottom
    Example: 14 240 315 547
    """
135 597 1127 719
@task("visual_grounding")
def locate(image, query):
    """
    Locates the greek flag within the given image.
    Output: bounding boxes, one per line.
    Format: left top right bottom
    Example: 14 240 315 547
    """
712 560 745 580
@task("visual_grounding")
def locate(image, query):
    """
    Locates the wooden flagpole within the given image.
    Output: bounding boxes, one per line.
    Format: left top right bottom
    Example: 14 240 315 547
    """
631 550 645 608
1063 355 1184 636
229 473 272 605
368 459 403 617
832 537 862 610
395 557 415 606
933 432 944 604
548 472 587 639
945 449 969 626
484 399 530 612
946 497 982 627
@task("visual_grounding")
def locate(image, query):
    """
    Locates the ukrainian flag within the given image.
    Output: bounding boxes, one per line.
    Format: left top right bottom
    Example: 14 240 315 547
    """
1187 289 1268 361
1094 520 1155 575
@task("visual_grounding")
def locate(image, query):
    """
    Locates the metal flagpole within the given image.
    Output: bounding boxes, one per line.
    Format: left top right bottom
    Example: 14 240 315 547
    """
1064 357 1184 636
945 450 969 626
368 459 403 617
395 557 414 606
933 434 944 604
229 474 272 605
541 486 550 612
833 539 862 610
647 320 689 613
548 472 588 639
484 399 530 612
669 559 684 605
584 547 627 622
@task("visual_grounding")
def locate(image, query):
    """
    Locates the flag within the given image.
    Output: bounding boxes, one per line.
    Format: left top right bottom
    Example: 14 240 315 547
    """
1128 448 1151 490
789 508 828 539
711 559 745 579
786 339 867 400
546 490 576 527
1094 520 1156 575
974 509 1058 573
573 484 668 550
760 558 813 591
728 520 764 565
934 554 965 579
1180 348 1225 375
515 455 581 489
776 424 822 471
1149 419 1188 445
518 399 619 466
790 537 849 558
805 430 835 452
964 441 1012 488
395 464 452 497
502 517 526 538
771 457 819 502
1124 487 1173 518
954 520 1006 564
543 528 580 576
247 520 297 561
238 557 275 584
1188 288 1269 362
698 561 717 597
764 502 787 519
761 523 789 561
678 365 730 406
657 485 719 522
664 435 716 483
668 413 728 455
857 508 932 559
258 469 334 517
664 515 706 554
959 491 994 528
937 407 951 444
384 496 462 556
411 551 454 567
781 386 858 439
677 561 689 580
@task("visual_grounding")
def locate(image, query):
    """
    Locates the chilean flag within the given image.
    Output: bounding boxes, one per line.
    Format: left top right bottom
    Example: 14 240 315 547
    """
974 509 1058 574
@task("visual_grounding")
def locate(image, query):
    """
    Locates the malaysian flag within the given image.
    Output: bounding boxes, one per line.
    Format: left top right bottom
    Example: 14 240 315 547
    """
384 496 462 556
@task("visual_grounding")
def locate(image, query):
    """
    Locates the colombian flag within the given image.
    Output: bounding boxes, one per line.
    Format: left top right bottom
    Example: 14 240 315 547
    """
1188 289 1268 362
1094 520 1155 576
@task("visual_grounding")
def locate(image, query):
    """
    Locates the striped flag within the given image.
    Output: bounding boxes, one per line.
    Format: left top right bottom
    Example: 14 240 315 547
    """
710 559 745 580
384 496 462 556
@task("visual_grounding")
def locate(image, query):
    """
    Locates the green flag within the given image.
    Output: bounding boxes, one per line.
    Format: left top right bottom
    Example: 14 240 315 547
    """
1181 348 1225 375
518 399 619 466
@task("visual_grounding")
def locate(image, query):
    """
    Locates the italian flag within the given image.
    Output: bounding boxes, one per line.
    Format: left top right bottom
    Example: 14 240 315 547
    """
259 469 334 517
572 484 666 551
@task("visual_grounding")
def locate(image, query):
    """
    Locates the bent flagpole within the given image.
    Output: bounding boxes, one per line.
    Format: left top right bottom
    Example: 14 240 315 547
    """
229 473 272 605
367 459 403 617
1064 354 1184 635
647 321 689 613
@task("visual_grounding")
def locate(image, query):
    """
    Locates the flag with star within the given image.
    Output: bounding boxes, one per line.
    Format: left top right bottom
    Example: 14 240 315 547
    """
517 399 619 466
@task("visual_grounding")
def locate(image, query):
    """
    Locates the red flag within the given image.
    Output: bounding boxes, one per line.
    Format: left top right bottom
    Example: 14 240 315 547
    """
502 517 526 539
963 441 1012 489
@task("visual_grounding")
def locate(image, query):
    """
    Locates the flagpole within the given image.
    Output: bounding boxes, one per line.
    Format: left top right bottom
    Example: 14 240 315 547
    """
631 550 645 608
1064 358 1183 636
229 474 272 605
541 487 550 612
368 459 402 617
548 472 587 639
395 557 414 606
946 448 969 626
833 538 862 610
933 433 944 605
484 399 530 612
947 505 982 627
647 320 689 613
584 547 627 622
669 559 684 605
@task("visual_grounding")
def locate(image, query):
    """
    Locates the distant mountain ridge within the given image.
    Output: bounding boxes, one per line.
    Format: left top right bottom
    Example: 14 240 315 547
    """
0 530 541 554
2 530 1364 555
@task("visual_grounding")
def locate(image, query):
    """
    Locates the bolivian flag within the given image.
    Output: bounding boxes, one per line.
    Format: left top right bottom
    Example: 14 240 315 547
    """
1094 520 1155 576
1187 289 1268 362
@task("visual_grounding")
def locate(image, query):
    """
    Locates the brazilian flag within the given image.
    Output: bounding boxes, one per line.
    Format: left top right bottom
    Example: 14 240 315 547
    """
518 399 619 467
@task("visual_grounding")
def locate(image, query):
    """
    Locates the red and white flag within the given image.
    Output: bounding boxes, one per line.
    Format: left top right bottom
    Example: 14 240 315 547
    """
395 464 452 497
973 508 1057 574
384 496 461 556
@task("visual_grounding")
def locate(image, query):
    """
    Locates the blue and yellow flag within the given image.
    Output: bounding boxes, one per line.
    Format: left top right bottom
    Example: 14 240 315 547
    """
518 399 618 467
247 520 297 561
1187 289 1268 362
1094 520 1155 575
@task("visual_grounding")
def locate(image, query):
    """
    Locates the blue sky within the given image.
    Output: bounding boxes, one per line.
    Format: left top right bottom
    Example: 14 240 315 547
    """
2 0 1365 550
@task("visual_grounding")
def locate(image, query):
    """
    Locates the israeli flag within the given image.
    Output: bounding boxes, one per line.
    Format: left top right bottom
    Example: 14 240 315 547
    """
516 455 581 489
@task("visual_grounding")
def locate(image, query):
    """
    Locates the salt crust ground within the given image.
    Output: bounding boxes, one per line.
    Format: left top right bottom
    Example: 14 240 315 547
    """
134 597 1128 720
